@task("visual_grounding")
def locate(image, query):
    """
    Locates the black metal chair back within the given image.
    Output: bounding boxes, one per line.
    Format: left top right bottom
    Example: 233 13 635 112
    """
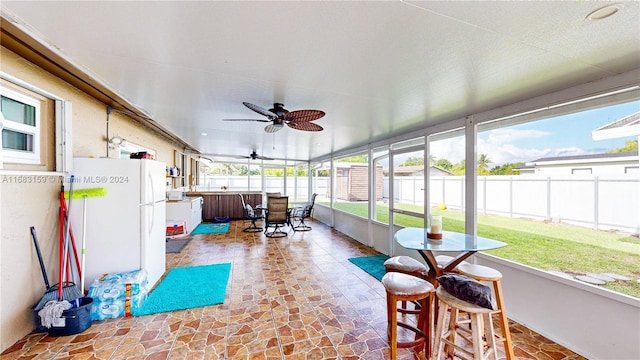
240 194 264 232
291 193 317 232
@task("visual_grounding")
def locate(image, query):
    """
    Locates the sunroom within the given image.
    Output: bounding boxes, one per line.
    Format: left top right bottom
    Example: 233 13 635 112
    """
1 1 639 359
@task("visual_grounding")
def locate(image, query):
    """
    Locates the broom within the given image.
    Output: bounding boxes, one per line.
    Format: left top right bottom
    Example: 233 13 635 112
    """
64 186 107 293
58 177 83 301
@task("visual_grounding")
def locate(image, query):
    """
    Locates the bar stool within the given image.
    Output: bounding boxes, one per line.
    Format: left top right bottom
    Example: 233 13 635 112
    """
384 255 429 278
381 272 435 360
456 262 515 360
384 256 430 311
432 286 498 360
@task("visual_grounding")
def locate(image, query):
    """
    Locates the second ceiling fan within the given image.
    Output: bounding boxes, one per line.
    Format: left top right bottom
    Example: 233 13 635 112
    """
224 102 325 133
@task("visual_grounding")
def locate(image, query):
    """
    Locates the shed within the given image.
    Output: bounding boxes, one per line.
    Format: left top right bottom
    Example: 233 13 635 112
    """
335 164 383 201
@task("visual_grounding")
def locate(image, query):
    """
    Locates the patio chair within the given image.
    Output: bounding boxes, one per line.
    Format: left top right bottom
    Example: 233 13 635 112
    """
289 193 316 232
264 196 289 238
240 194 264 232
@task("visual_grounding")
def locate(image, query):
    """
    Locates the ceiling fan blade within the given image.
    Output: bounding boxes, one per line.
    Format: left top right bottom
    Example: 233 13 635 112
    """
243 102 278 118
284 109 325 122
223 118 271 122
287 121 323 132
257 155 275 161
264 123 284 133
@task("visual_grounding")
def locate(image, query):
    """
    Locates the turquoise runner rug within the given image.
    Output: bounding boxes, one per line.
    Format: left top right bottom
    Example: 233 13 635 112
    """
348 254 390 282
191 222 230 235
134 263 231 316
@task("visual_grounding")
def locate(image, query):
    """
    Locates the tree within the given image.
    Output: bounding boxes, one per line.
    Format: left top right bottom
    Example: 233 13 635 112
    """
451 160 466 175
339 155 368 163
477 154 491 175
434 159 453 171
490 162 525 175
402 156 424 166
607 139 638 153
263 168 284 176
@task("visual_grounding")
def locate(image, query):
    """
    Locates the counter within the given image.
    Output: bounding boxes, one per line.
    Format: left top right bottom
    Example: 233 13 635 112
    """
166 196 203 234
186 192 262 221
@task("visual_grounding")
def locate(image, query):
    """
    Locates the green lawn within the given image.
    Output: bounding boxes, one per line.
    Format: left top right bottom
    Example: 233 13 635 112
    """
322 201 640 298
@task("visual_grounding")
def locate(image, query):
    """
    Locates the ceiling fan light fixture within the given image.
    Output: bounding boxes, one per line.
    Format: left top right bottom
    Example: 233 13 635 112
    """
265 123 284 133
586 3 622 21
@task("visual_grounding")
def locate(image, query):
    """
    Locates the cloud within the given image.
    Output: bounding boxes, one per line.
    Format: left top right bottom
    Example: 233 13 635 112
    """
485 128 548 143
430 128 596 166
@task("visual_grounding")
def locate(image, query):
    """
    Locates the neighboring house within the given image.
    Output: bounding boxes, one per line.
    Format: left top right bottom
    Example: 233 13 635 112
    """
517 151 639 175
592 111 640 141
387 165 454 177
516 112 640 176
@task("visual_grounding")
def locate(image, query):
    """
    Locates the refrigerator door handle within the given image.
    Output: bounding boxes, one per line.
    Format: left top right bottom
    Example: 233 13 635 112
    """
149 202 155 236
148 170 156 204
147 170 155 236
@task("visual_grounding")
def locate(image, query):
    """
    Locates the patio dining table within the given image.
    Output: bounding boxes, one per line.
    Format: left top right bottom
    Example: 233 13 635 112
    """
394 227 508 285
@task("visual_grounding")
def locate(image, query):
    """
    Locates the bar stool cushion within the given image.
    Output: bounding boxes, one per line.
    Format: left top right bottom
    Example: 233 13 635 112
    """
457 262 503 281
384 256 429 277
382 272 434 297
436 273 493 310
435 255 454 267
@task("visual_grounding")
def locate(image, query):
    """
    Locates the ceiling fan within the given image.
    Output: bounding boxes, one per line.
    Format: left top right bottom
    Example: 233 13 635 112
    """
223 102 325 133
240 150 274 161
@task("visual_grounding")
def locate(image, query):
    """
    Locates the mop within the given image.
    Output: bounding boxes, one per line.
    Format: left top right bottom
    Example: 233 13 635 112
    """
64 186 107 293
58 177 83 301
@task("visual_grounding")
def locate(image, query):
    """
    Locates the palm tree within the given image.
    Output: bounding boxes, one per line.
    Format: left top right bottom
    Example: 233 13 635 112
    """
478 154 491 175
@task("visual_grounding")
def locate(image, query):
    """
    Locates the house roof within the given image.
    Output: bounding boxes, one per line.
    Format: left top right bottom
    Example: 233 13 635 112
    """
528 151 638 165
389 165 453 176
592 111 640 140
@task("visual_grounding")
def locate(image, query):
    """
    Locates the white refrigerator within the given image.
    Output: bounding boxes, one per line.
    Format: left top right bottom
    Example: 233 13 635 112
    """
69 157 167 290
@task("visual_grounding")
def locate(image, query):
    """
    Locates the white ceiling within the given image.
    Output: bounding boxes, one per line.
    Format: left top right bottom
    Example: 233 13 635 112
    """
2 1 639 162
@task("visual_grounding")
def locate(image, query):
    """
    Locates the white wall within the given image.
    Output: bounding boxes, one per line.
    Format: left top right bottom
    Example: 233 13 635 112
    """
371 221 391 255
0 46 181 352
531 158 638 175
332 209 369 246
476 254 640 360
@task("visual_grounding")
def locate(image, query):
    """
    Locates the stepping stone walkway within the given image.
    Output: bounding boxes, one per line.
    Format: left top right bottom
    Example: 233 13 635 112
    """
602 273 633 281
548 271 638 286
575 275 606 285
586 273 616 282
548 270 573 279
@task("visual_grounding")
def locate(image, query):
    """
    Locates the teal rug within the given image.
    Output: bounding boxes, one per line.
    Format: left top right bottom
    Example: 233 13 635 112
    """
191 222 230 235
348 254 390 282
134 263 231 316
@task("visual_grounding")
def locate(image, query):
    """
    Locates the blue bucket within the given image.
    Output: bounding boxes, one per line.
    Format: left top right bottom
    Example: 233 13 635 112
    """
47 297 93 336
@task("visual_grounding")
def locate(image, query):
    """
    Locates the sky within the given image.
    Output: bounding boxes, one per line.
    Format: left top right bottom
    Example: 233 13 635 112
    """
430 100 640 166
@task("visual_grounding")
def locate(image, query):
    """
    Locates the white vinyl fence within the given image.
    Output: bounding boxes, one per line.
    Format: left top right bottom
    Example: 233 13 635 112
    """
198 174 639 233
384 175 640 233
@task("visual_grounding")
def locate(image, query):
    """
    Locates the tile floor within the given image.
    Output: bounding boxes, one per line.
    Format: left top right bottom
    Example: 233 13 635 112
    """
2 220 587 359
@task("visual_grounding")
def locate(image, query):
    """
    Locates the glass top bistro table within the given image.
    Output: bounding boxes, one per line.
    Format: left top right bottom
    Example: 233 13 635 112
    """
394 227 508 285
